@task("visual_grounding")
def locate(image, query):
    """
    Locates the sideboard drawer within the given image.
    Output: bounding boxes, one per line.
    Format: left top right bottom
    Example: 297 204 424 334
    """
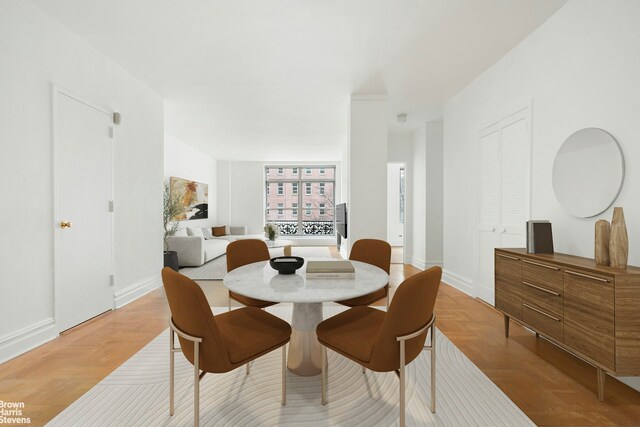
564 269 615 369
523 301 563 342
521 258 563 293
522 280 563 318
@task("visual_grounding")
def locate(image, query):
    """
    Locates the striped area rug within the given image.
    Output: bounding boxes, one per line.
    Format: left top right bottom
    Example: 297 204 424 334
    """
47 306 533 426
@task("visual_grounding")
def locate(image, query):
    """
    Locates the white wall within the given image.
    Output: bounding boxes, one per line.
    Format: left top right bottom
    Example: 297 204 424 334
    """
425 122 444 267
0 1 164 362
388 132 414 264
217 160 341 245
443 0 640 389
387 163 404 246
164 134 217 229
411 126 427 268
347 95 388 253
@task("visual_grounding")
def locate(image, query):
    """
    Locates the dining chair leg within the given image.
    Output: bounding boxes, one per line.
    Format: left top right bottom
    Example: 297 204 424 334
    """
169 328 175 416
321 345 327 405
430 322 436 413
399 339 406 427
194 341 200 427
228 295 231 312
281 345 287 406
386 294 390 311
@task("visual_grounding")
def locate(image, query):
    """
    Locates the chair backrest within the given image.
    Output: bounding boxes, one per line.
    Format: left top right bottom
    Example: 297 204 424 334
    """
369 266 442 372
226 239 271 272
161 267 231 373
349 239 391 274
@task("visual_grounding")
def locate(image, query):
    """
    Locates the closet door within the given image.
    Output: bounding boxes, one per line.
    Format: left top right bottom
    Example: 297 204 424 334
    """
477 105 530 304
477 125 501 304
499 110 530 248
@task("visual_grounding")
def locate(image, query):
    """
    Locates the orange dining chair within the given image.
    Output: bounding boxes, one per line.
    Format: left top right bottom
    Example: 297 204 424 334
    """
317 266 442 427
227 239 277 311
336 239 392 309
162 267 291 427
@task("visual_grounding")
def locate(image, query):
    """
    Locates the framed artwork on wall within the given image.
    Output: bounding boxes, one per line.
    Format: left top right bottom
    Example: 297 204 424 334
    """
170 176 208 220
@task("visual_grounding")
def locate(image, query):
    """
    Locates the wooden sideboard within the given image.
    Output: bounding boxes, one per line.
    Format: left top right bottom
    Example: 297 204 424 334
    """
495 248 640 401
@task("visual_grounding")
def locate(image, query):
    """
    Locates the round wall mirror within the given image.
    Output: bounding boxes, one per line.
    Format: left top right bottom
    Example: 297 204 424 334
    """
552 128 624 218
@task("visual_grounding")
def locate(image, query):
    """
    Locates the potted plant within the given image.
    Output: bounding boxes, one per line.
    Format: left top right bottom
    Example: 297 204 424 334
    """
263 223 279 241
163 181 184 271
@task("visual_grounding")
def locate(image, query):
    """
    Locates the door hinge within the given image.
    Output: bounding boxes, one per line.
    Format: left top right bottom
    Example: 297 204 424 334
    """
109 200 114 212
109 275 115 287
109 126 114 138
113 112 121 125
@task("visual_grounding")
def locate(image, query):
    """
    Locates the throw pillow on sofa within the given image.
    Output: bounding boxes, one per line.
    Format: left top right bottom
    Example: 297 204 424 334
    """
212 226 227 237
201 228 215 239
186 227 204 238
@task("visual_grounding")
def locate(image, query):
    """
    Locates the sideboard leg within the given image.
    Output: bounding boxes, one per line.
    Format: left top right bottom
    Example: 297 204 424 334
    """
535 332 539 339
504 315 510 338
597 368 606 401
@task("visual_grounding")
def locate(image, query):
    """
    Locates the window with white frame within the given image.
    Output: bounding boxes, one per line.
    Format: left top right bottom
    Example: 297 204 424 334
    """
265 166 336 236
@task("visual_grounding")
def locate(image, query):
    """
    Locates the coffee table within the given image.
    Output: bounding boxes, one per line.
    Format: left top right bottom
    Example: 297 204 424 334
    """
263 238 294 256
223 260 388 376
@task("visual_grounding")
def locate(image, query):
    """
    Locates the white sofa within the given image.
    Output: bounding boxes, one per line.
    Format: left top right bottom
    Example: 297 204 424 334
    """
167 226 262 267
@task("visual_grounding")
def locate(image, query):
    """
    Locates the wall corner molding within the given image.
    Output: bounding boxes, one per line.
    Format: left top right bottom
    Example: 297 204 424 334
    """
442 269 475 296
0 318 57 364
114 274 162 309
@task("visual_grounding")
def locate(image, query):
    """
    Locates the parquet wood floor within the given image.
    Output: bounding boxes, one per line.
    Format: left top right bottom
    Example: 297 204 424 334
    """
0 249 638 426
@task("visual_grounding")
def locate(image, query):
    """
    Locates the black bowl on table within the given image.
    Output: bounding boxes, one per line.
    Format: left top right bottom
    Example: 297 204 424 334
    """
269 256 305 275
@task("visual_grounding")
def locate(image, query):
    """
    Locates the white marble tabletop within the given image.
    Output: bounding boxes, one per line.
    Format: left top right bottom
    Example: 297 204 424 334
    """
223 260 388 303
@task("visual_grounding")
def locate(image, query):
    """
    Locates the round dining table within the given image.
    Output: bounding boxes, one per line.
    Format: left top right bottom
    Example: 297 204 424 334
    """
223 260 389 376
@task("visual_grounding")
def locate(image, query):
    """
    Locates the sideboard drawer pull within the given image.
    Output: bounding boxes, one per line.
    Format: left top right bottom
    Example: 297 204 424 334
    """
496 253 519 261
522 281 561 296
565 270 610 283
523 303 561 322
522 259 560 271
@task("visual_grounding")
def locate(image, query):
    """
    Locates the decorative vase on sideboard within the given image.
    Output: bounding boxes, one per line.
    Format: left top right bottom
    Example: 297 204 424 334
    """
610 207 628 269
595 219 611 266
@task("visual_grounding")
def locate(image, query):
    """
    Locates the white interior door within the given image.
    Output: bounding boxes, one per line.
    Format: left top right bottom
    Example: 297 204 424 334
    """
54 88 114 332
477 106 530 304
477 125 501 304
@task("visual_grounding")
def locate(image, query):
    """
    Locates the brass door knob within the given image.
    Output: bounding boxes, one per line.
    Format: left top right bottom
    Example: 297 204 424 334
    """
60 220 73 229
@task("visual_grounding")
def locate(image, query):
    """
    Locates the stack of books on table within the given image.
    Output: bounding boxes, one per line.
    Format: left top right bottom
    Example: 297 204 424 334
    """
306 261 355 279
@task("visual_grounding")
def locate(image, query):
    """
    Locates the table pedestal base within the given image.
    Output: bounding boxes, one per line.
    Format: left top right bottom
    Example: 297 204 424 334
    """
287 302 323 376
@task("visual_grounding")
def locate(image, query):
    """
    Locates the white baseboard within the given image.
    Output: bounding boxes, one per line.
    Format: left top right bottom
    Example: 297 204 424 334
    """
0 318 57 364
114 274 162 309
476 284 495 305
410 258 442 270
442 269 475 296
410 257 426 269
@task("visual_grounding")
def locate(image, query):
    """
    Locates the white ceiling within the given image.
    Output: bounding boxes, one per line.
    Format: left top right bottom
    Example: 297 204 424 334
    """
31 0 566 160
